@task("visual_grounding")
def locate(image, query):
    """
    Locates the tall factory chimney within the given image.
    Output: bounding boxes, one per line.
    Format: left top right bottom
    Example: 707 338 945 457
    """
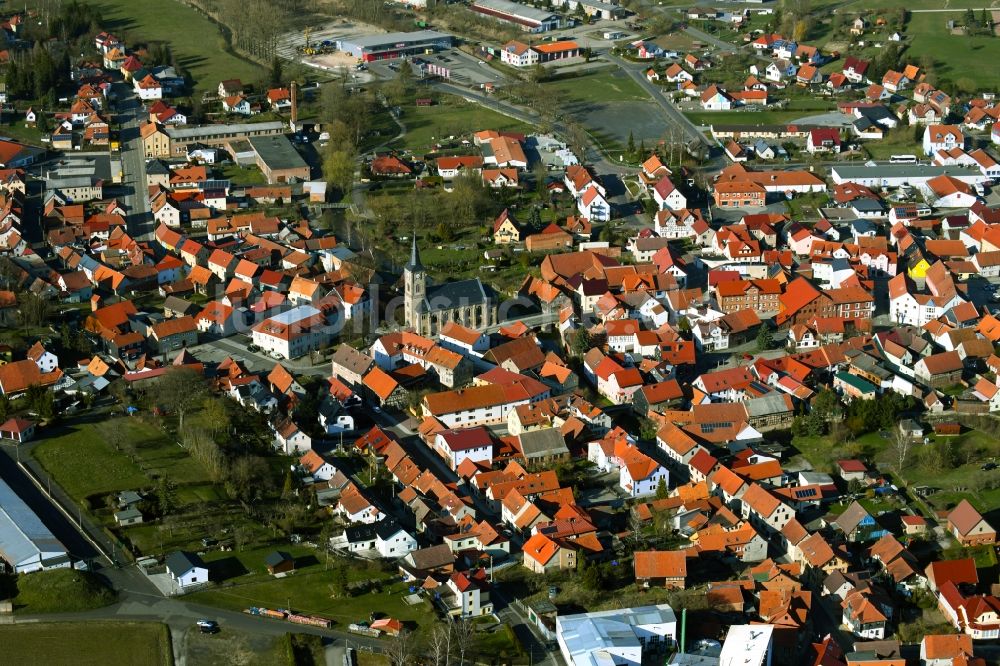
290 80 298 129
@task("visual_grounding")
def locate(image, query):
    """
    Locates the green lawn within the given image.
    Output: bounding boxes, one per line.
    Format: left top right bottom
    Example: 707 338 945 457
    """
0 622 172 665
218 164 267 186
187 548 432 627
820 0 989 9
392 96 530 154
904 12 1000 91
0 120 47 146
89 0 263 93
542 70 649 104
8 569 117 613
34 417 212 504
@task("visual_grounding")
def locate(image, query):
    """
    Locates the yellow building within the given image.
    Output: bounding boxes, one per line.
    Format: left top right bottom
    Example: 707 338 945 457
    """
140 122 170 158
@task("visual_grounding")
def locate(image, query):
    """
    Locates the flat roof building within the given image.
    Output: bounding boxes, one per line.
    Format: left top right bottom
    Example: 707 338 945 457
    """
337 30 453 62
248 135 310 184
718 625 773 666
471 0 562 32
556 604 677 666
165 121 285 157
830 164 989 188
0 477 71 574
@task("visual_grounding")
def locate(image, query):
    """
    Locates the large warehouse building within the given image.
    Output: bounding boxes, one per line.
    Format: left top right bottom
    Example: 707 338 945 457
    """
471 0 563 32
0 477 71 574
248 135 311 184
337 30 453 62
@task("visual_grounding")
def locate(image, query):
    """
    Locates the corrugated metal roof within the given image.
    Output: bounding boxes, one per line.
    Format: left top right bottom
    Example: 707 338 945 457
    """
0 477 68 571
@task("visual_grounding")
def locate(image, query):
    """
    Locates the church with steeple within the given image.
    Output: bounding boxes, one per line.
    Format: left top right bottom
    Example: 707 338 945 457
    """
403 237 496 336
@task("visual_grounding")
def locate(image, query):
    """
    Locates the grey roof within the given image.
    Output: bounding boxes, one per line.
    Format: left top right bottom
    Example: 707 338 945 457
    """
165 550 206 577
0 477 68 571
331 344 375 377
472 0 558 22
163 295 198 316
114 507 142 521
403 543 456 570
423 279 489 313
556 605 677 666
518 428 569 459
374 520 409 541
47 176 98 190
832 501 872 533
264 550 293 567
166 122 285 141
248 135 308 173
406 237 424 273
117 490 143 506
344 524 376 543
146 159 170 175
744 394 792 418
851 200 884 214
340 30 452 50
832 165 984 180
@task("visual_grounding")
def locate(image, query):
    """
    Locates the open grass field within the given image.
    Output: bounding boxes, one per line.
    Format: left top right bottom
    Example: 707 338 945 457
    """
187 624 298 666
904 12 1000 91
89 0 263 92
34 417 212 504
187 548 431 627
542 70 649 105
393 95 530 154
821 0 990 10
0 622 172 665
8 568 117 613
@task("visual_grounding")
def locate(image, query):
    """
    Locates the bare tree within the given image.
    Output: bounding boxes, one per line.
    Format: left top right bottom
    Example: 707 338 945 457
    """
889 427 912 474
452 618 476 666
428 623 453 666
385 631 415 666
154 366 208 434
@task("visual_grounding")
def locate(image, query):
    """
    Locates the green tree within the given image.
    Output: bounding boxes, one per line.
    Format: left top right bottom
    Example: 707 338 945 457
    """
639 418 660 441
755 326 771 351
269 57 284 87
282 468 294 498
569 327 592 357
626 130 636 158
331 560 349 597
655 477 668 500
156 476 177 516
324 148 356 198
812 388 843 422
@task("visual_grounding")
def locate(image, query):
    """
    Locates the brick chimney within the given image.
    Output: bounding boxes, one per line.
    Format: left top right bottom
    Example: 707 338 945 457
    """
290 80 298 128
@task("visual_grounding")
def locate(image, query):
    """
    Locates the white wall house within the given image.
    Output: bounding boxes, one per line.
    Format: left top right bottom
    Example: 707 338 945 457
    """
375 522 418 558
620 454 668 498
251 305 330 360
434 428 494 470
166 551 209 589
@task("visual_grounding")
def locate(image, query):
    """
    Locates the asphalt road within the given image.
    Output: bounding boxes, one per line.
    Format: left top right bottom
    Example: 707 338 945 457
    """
113 83 153 241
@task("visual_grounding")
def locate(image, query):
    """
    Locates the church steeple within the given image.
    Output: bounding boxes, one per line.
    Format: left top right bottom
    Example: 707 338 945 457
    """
406 233 423 272
404 231 425 332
